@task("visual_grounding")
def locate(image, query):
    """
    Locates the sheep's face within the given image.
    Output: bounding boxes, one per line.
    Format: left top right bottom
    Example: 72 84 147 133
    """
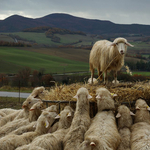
135 99 150 111
110 37 134 55
30 101 45 111
22 96 42 109
31 86 45 98
116 42 127 55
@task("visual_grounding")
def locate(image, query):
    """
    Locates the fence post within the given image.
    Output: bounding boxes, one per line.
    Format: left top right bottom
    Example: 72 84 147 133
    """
19 80 20 103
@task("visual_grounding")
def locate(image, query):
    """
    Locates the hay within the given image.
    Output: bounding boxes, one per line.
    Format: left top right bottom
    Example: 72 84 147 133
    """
40 81 150 108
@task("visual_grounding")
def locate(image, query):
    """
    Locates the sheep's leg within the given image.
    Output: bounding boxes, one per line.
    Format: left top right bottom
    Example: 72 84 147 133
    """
90 63 94 84
114 71 119 84
104 71 108 84
98 66 103 81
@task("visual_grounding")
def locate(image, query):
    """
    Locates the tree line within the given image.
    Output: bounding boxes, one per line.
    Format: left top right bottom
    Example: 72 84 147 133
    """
0 67 55 87
0 41 32 47
126 60 150 71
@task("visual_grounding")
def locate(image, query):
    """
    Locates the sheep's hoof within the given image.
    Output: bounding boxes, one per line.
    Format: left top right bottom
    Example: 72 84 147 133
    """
88 78 98 85
112 80 119 84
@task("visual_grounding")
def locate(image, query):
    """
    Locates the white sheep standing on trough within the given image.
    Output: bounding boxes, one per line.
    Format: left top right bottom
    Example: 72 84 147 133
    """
116 105 135 150
89 37 134 84
63 87 92 150
0 107 58 150
79 87 121 150
130 99 150 150
18 106 74 150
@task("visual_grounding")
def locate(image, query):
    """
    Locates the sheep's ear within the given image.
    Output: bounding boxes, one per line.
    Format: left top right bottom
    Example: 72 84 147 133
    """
32 98 41 101
33 123 36 128
136 106 140 110
125 42 134 47
55 114 60 119
130 111 135 116
147 106 150 111
45 120 49 128
96 95 101 100
90 142 96 146
73 95 78 99
88 94 92 99
67 112 72 118
116 113 121 118
111 93 117 97
109 42 116 46
30 105 35 111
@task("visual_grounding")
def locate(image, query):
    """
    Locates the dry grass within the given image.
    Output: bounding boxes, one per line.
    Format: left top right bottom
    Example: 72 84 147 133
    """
40 81 150 110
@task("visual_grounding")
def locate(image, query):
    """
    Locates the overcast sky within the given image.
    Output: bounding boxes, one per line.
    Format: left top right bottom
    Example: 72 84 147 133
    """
0 0 150 25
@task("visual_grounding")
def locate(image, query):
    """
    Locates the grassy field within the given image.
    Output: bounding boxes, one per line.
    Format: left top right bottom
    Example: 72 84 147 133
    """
0 47 89 74
0 34 15 42
0 97 25 109
3 32 99 46
132 71 150 76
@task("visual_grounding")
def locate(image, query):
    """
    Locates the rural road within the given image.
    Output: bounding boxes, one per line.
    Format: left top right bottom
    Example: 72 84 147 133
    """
0 91 30 98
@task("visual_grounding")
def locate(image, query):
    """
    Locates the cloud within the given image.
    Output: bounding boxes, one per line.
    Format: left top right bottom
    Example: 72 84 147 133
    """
0 0 150 25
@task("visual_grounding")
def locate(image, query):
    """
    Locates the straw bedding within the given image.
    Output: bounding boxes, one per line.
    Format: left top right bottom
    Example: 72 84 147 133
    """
40 81 150 112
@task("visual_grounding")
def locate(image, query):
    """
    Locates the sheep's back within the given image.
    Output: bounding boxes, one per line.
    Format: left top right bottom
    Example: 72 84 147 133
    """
89 40 111 68
131 122 150 150
84 111 121 149
118 128 131 150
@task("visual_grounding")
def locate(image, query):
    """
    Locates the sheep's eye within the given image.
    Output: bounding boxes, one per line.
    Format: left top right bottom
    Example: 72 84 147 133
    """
29 102 31 104
116 43 118 45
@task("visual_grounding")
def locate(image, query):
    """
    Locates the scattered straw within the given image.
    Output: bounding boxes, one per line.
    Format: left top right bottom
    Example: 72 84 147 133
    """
40 81 150 108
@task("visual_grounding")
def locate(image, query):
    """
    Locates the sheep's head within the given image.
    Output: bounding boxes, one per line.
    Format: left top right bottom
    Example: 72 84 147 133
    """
55 105 74 129
22 96 42 110
110 37 134 55
135 99 150 111
44 105 57 113
96 87 115 111
35 111 57 134
31 86 45 99
29 101 45 111
116 105 135 128
73 87 92 103
116 105 135 118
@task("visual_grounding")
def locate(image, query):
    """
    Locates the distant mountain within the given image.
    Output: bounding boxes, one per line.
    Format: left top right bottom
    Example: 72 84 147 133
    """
0 13 150 35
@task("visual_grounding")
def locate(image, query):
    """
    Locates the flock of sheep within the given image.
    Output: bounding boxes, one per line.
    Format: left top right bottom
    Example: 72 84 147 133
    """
0 37 149 150
0 85 150 150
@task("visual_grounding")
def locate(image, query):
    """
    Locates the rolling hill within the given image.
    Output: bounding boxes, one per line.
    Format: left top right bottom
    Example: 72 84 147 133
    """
0 47 89 74
1 13 150 35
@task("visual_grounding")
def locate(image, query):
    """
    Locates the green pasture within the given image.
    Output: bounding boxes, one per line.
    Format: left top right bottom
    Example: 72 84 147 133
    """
3 32 99 46
8 32 57 46
131 42 150 51
0 47 89 74
2 32 150 50
132 71 150 76
0 34 14 42
56 34 98 45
